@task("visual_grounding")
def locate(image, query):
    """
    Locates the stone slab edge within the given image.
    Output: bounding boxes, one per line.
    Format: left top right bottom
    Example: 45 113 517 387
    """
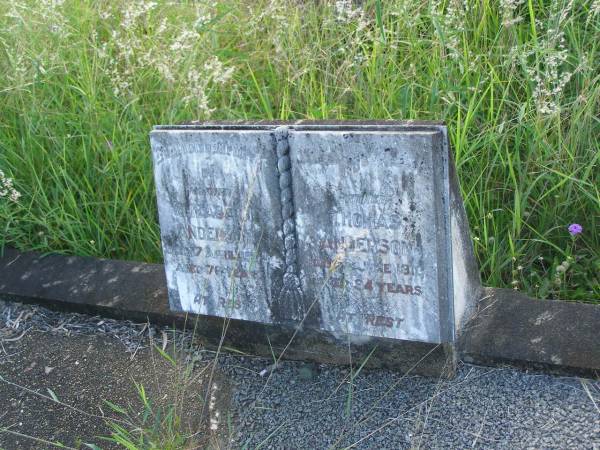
1 248 598 377
153 120 445 130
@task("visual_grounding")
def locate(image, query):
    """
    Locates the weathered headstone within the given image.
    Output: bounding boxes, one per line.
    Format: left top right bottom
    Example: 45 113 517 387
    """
150 121 482 374
150 130 286 324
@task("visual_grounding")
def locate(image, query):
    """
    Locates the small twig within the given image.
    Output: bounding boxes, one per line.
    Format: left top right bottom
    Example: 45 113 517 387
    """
259 363 278 378
580 379 600 415
471 399 490 447
10 311 25 329
129 338 143 361
138 322 148 336
1 329 29 342
4 253 22 267
162 330 168 352
0 427 79 450
0 375 130 426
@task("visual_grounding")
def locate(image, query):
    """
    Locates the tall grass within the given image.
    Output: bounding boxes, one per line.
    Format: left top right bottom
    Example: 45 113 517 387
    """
0 0 598 301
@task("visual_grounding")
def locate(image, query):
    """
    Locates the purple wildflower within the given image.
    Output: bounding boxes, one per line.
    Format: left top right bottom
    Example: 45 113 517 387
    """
568 223 583 236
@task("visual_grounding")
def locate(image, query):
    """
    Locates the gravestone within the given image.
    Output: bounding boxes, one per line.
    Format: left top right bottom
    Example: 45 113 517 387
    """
150 121 482 374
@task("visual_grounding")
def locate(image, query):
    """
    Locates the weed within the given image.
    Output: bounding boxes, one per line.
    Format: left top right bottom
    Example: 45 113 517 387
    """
0 0 597 300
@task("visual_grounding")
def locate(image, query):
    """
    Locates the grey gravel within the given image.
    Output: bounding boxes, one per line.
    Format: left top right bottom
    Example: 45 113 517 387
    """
2 299 599 449
219 357 600 449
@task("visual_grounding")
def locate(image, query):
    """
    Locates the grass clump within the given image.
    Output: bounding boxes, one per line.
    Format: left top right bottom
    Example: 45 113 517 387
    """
100 382 197 450
0 0 598 301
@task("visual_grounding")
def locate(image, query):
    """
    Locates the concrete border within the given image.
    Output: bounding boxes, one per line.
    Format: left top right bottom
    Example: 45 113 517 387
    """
0 247 453 377
459 287 600 376
1 247 598 377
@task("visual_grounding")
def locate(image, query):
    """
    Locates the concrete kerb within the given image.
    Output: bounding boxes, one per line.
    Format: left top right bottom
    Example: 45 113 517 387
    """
1 247 598 377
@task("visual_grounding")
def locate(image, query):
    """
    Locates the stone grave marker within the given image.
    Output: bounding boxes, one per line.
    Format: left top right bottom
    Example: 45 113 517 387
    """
149 130 285 324
150 121 481 370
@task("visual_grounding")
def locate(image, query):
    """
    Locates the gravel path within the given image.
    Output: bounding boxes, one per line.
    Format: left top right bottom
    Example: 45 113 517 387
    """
2 299 599 449
223 358 599 449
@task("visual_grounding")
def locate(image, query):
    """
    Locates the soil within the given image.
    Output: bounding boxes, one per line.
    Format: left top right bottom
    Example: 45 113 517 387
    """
0 331 229 449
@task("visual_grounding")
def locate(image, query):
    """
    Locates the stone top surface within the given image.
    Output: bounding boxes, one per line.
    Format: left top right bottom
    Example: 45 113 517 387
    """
152 120 445 131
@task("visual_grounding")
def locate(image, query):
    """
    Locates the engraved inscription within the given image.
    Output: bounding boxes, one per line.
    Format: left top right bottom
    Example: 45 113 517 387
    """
151 131 284 324
291 131 443 343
